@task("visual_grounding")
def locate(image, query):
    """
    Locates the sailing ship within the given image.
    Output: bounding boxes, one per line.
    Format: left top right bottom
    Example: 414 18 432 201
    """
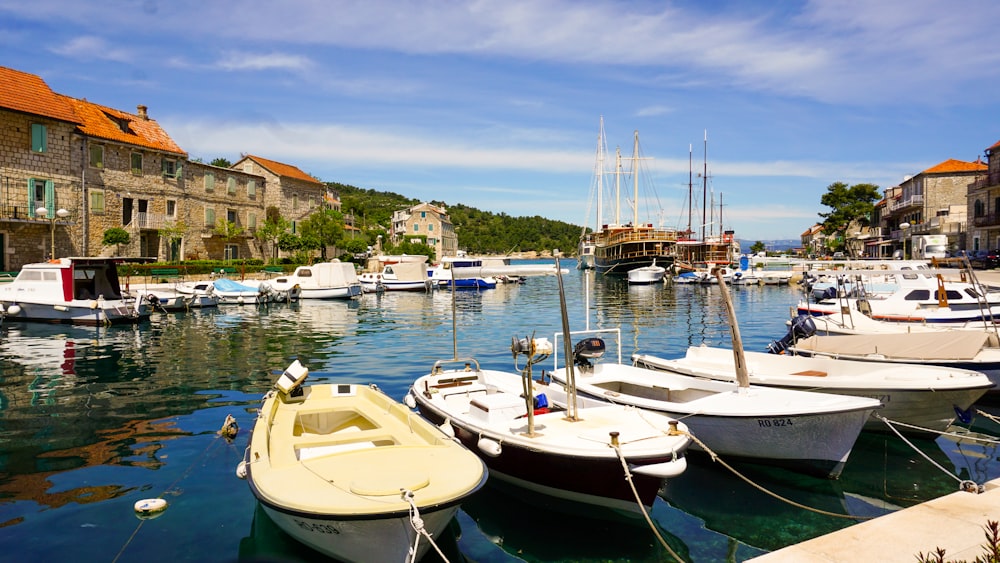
591 127 679 275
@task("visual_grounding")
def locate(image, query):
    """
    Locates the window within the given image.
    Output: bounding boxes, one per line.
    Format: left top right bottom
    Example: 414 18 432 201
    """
243 162 253 173
224 244 239 261
428 224 434 232
89 145 104 168
166 199 176 218
308 196 314 208
293 194 299 210
31 123 47 153
247 179 256 197
227 177 236 195
413 224 419 232
248 213 257 230
205 207 215 227
90 189 106 214
162 159 177 178
131 152 143 175
421 211 426 218
204 172 215 191
227 209 237 223
29 178 53 213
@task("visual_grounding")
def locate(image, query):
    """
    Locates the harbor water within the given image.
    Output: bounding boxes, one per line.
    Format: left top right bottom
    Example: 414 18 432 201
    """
1 263 998 562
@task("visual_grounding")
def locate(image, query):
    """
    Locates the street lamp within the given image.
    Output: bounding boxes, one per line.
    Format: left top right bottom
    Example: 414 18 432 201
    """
899 222 911 260
36 207 70 259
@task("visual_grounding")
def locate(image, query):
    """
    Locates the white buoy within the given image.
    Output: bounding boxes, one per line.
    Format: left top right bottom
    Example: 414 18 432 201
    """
6 305 20 316
403 393 416 409
438 421 455 438
235 461 247 480
477 437 501 457
134 498 168 517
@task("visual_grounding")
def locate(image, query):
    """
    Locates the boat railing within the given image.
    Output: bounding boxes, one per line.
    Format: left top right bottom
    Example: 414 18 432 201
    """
602 228 679 246
430 357 483 376
552 328 622 371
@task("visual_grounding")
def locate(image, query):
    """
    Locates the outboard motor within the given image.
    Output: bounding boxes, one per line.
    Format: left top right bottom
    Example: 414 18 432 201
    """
819 286 837 301
766 314 817 354
572 338 606 369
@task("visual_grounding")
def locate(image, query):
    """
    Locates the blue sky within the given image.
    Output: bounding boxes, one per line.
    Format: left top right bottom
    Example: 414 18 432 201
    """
3 0 998 241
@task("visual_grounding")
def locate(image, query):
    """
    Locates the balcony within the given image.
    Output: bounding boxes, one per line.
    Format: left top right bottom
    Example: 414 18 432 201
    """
889 194 924 212
973 212 1000 228
970 171 1000 191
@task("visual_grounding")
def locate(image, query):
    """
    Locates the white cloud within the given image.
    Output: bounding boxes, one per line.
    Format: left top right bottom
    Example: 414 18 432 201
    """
49 36 131 63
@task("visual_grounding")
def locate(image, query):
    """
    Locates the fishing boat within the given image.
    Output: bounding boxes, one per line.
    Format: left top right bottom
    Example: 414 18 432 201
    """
633 346 994 433
549 329 880 478
626 260 666 285
262 261 361 300
0 257 150 325
408 255 690 513
408 347 690 512
241 360 488 562
779 329 1000 391
590 127 678 275
359 262 430 293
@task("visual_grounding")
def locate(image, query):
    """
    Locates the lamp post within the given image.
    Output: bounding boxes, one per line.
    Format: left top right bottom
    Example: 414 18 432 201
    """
36 207 70 259
899 222 911 260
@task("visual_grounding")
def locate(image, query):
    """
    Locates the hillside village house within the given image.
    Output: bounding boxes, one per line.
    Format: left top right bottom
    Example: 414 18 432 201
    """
800 224 825 256
967 139 1000 251
0 65 341 271
391 202 457 259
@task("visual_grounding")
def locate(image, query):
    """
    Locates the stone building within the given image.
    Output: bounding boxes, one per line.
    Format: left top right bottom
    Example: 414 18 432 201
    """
1 65 349 269
967 139 1000 251
880 159 982 255
390 202 457 259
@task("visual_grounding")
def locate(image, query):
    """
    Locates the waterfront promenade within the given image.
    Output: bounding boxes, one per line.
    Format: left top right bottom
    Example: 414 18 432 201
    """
747 478 1000 562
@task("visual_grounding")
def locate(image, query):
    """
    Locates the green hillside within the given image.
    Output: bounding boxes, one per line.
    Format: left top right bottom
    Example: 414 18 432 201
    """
332 182 585 255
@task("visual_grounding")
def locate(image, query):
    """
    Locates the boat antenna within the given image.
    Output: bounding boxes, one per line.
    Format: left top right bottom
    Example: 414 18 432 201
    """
715 268 750 390
555 250 579 420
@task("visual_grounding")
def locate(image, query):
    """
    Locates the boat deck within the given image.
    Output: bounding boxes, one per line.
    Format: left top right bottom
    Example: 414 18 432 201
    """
747 478 1000 562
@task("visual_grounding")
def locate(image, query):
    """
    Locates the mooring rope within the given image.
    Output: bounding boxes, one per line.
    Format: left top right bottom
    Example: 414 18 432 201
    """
403 489 448 563
112 425 229 563
610 442 687 563
976 409 1000 429
678 430 877 520
875 414 984 493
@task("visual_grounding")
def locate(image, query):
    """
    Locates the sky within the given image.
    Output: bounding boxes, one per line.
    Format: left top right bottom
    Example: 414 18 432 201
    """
2 0 999 241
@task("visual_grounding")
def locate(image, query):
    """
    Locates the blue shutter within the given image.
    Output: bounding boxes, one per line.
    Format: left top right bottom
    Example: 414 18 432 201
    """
31 124 47 153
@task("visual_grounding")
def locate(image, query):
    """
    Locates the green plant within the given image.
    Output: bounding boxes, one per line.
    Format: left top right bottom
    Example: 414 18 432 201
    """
916 520 1000 563
102 227 131 255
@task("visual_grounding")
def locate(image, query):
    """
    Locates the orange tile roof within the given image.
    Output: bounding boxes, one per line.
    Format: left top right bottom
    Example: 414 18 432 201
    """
61 96 186 156
922 158 987 174
0 66 79 123
989 139 1000 152
245 155 322 185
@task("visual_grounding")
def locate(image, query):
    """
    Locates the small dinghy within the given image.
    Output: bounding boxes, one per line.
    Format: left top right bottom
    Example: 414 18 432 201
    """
241 360 487 562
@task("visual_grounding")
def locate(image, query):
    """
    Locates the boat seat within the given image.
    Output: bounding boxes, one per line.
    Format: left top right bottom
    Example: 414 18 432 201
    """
469 393 528 426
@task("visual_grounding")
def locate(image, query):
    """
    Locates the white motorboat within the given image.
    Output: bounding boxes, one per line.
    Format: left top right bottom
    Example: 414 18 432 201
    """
242 361 488 562
185 278 273 305
0 258 150 325
548 329 880 478
633 346 994 433
264 261 361 299
408 345 690 513
132 285 217 311
797 265 1000 324
359 262 430 293
782 329 1000 391
626 260 666 285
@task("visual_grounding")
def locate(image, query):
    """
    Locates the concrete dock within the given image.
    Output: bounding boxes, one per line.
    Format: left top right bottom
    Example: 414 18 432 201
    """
747 479 1000 562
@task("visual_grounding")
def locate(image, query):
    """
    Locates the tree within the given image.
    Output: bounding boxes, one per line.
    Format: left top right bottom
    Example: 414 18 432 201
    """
818 182 881 251
254 206 290 263
102 227 130 255
213 219 244 260
750 241 766 254
300 209 346 261
210 157 232 168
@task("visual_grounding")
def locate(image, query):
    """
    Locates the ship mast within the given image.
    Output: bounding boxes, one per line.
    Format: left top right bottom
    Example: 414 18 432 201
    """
632 130 640 229
701 130 708 241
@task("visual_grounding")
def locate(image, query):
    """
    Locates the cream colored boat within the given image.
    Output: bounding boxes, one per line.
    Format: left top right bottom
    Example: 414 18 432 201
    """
241 361 487 562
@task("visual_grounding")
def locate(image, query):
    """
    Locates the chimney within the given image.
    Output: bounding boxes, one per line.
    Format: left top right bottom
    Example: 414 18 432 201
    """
137 105 148 120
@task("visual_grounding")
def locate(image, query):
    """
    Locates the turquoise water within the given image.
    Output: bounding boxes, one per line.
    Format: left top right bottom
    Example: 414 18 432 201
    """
0 265 998 562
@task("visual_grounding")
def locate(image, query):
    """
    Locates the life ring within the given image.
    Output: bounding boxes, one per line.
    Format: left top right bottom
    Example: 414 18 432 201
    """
134 498 168 517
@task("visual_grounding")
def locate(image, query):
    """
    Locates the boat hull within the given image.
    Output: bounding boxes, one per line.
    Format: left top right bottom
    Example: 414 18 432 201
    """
633 350 993 433
0 299 147 325
255 498 458 562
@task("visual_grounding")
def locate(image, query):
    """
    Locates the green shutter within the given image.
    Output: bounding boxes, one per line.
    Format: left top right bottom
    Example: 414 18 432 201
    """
31 124 47 152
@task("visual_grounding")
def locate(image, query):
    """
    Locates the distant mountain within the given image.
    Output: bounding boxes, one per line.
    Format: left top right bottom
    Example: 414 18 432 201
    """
737 239 800 252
